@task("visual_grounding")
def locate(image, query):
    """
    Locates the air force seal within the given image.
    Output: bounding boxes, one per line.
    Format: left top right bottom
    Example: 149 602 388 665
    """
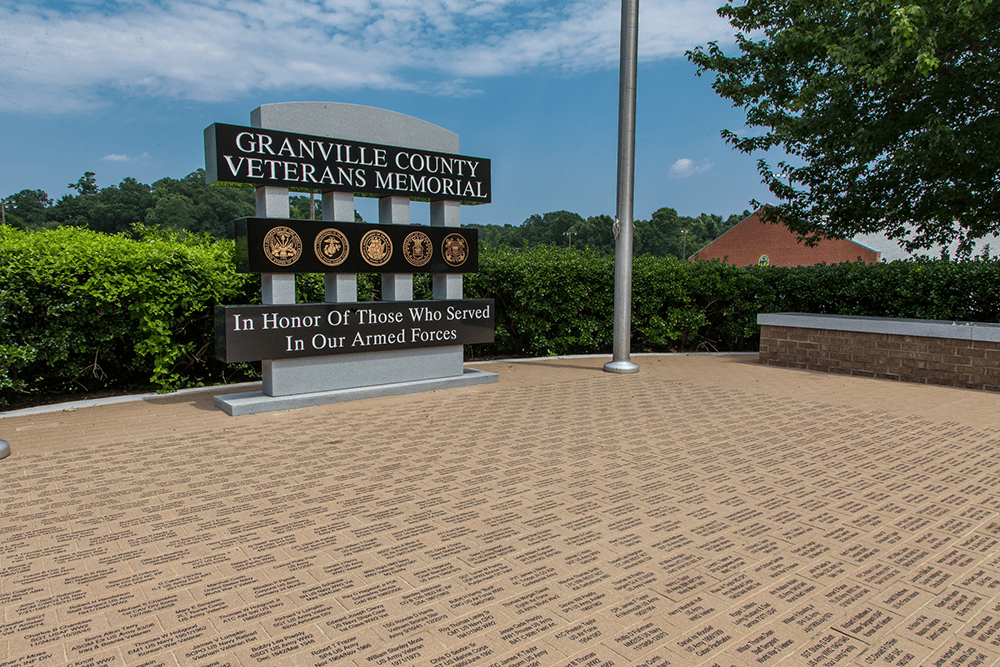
403 231 433 267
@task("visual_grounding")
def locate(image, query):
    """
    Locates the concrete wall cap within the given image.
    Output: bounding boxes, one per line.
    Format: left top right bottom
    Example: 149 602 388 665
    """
757 312 1000 342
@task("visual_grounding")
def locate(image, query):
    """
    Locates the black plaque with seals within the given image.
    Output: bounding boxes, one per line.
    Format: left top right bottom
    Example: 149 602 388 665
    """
235 218 478 274
216 299 494 362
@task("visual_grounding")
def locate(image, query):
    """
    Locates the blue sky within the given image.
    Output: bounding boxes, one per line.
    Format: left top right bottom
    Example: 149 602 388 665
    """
0 0 773 227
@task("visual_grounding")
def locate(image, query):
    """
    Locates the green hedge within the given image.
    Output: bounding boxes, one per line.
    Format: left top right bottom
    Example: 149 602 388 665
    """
0 225 254 399
462 246 768 357
3 227 999 405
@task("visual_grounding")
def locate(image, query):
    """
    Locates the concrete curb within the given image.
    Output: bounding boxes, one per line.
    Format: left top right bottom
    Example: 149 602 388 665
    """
0 382 261 419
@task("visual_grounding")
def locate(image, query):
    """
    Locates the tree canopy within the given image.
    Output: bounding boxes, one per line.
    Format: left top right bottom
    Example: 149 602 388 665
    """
4 171 258 238
689 0 1000 256
2 170 747 259
2 171 368 238
467 208 747 258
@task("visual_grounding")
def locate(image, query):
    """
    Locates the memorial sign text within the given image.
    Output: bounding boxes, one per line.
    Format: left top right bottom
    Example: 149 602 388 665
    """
205 123 491 203
216 299 494 363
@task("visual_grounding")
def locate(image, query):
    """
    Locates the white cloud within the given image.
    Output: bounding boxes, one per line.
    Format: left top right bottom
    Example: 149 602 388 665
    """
0 0 732 113
668 157 712 178
101 152 150 161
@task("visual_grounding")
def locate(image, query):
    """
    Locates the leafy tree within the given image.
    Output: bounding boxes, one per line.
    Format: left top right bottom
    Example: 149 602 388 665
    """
90 178 156 234
632 209 728 259
636 208 684 257
467 208 745 257
689 0 1000 255
3 167 743 252
47 193 89 228
146 194 195 231
686 213 729 256
573 215 616 253
727 210 753 227
3 189 53 229
68 171 99 196
151 171 255 238
472 223 526 249
287 194 365 223
519 211 587 246
48 175 155 233
289 195 319 220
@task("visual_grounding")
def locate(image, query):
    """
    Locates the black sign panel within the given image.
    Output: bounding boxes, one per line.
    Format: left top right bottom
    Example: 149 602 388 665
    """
235 218 478 274
216 299 494 363
205 123 491 203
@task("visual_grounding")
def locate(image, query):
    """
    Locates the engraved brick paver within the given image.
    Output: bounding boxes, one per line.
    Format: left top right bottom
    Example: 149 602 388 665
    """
2 354 1000 665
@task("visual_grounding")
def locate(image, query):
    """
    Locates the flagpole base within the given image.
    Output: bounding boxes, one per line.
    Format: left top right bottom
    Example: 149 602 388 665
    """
603 360 640 374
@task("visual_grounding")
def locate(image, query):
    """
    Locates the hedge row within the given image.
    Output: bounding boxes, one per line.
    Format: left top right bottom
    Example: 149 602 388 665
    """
3 226 999 404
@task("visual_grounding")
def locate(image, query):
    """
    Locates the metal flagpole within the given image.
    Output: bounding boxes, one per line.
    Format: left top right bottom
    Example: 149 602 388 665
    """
604 0 640 374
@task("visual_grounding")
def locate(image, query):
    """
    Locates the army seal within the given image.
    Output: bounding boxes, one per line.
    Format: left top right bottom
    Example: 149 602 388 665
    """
360 229 393 266
442 233 469 267
402 231 433 267
263 226 302 266
315 228 350 267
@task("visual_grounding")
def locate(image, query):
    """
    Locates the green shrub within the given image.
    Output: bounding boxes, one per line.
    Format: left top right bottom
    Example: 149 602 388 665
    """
3 227 999 405
465 246 615 356
0 225 257 401
465 247 771 357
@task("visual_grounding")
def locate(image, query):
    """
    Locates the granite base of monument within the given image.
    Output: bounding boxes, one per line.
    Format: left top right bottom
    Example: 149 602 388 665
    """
261 347 467 396
214 367 497 416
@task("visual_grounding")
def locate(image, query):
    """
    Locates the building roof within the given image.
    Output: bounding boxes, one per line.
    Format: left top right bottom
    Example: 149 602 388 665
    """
691 208 881 266
851 229 1000 261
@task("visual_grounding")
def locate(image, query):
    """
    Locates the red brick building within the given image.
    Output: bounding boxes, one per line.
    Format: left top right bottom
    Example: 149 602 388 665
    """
691 209 880 266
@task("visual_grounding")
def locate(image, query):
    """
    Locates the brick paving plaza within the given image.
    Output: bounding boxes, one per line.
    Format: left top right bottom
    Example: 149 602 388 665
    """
2 354 1000 667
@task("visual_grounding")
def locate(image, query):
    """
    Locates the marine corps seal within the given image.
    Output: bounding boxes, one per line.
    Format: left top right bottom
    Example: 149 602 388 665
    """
263 226 302 266
403 231 433 267
442 233 469 267
315 228 349 267
360 230 393 266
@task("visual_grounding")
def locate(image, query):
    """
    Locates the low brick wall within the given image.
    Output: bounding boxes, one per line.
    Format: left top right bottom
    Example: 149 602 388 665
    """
758 313 1000 391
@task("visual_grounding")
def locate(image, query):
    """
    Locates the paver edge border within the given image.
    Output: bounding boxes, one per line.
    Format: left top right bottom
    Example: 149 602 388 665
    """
0 352 758 418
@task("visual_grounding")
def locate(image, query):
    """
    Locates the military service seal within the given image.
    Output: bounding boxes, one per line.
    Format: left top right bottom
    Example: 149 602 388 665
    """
403 231 433 267
360 229 393 266
315 228 350 267
442 233 469 267
263 226 303 266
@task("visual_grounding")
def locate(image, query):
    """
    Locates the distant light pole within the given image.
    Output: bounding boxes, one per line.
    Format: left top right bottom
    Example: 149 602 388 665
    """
564 230 577 248
682 229 688 259
604 0 640 374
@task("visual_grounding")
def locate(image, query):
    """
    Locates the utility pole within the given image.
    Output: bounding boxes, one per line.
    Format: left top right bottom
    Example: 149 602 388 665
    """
564 230 577 248
682 229 688 259
604 0 640 375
